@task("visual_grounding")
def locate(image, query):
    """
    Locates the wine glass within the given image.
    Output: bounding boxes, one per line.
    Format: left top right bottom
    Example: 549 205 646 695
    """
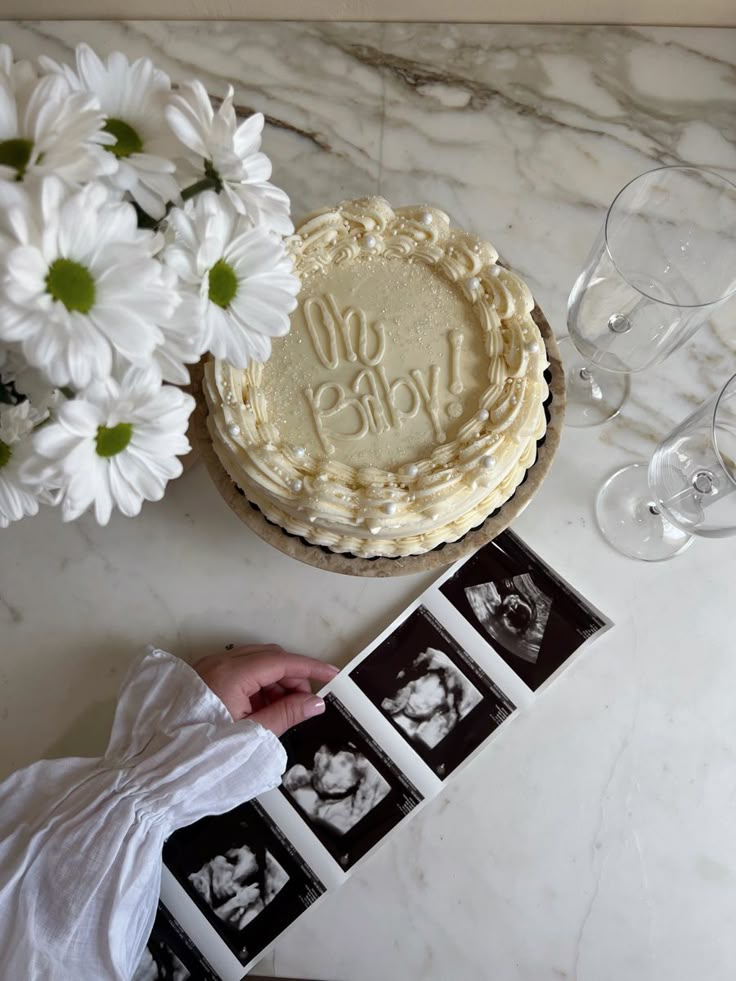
560 165 736 427
595 372 736 560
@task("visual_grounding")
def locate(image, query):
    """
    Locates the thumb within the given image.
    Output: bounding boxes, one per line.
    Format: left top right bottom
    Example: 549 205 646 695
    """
249 693 326 737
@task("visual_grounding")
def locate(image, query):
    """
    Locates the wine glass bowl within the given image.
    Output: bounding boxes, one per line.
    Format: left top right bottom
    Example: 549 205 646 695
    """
563 166 736 427
649 376 736 538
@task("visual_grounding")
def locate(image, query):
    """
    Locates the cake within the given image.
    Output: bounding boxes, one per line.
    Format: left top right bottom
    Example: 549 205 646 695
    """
203 197 549 558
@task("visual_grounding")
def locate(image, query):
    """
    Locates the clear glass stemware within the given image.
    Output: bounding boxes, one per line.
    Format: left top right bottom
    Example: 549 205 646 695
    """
595 372 736 560
562 166 736 427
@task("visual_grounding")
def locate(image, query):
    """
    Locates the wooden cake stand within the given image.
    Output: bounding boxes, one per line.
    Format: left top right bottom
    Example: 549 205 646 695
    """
191 304 565 578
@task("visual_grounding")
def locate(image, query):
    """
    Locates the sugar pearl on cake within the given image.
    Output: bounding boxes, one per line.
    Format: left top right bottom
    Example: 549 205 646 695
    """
291 478 303 493
526 341 540 353
383 502 397 515
477 409 489 422
466 276 481 292
482 454 496 469
227 423 241 437
317 473 329 483
363 234 377 250
420 211 433 226
403 463 419 477
292 445 306 459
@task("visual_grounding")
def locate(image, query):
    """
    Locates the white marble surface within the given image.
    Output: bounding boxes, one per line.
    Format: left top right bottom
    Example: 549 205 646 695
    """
2 20 736 981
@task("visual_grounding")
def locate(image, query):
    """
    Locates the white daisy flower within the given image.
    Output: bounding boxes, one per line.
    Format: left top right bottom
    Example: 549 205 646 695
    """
0 433 44 528
166 81 293 235
22 367 195 525
162 192 300 368
40 44 180 220
0 177 178 389
0 43 115 185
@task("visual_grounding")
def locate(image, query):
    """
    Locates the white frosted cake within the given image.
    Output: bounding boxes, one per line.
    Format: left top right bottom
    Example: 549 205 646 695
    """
204 197 549 558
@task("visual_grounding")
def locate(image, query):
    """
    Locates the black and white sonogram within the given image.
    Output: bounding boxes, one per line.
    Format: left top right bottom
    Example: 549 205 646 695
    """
133 903 219 981
383 646 482 748
279 693 422 869
465 572 552 665
163 801 324 966
351 606 516 778
188 844 289 931
441 531 608 691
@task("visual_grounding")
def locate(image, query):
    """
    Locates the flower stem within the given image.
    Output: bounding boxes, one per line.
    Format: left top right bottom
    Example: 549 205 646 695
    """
181 177 220 201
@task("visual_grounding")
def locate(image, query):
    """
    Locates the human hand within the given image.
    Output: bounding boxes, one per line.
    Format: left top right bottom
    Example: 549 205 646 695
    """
193 644 338 737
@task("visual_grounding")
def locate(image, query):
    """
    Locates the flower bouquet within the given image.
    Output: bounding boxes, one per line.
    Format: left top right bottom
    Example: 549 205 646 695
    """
0 43 300 528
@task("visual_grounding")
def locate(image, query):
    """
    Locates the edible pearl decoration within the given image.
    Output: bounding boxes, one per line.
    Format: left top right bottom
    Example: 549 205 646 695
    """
227 423 241 437
466 276 481 292
477 409 489 422
363 233 377 250
293 445 306 458
403 463 419 477
482 455 496 469
383 502 397 515
526 341 540 353
291 479 303 493
420 211 433 226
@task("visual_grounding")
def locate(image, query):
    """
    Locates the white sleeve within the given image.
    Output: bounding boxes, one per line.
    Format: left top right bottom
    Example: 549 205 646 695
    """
0 647 287 981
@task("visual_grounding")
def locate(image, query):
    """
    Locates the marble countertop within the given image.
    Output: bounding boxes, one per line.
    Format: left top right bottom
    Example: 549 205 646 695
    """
2 20 736 981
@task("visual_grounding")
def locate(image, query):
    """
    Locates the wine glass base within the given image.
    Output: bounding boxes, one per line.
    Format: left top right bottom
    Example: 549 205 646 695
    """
558 335 631 428
595 463 694 561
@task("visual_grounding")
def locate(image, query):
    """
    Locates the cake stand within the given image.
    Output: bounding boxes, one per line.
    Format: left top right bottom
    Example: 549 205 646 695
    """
191 302 565 578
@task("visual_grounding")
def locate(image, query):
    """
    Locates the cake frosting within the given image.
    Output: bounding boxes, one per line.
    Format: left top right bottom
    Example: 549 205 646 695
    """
204 197 549 558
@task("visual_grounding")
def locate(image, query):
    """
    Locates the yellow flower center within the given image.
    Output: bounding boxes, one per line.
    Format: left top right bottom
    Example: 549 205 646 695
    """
208 259 238 309
96 423 133 457
103 118 144 158
45 258 96 314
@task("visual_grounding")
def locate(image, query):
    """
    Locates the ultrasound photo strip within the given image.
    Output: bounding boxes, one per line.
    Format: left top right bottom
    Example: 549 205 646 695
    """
437 531 610 693
272 693 423 871
132 903 220 981
160 800 326 980
349 605 516 780
157 530 610 980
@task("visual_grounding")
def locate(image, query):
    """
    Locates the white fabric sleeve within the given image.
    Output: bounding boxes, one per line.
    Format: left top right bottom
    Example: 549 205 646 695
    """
0 647 287 981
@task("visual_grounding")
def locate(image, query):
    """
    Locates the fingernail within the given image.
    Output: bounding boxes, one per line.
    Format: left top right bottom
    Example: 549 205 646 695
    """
327 663 340 674
304 696 325 718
